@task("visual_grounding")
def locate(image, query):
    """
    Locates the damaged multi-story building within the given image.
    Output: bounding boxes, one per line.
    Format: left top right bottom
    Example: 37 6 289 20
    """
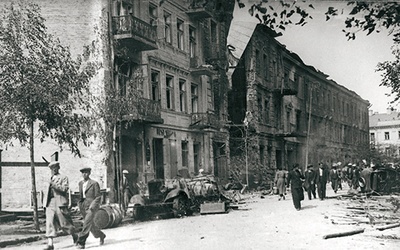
109 0 235 201
227 24 370 187
0 0 235 209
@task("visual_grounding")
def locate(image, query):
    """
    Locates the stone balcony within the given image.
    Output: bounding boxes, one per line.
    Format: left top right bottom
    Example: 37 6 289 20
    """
112 15 157 51
186 0 213 19
190 112 220 129
273 79 298 96
122 98 163 124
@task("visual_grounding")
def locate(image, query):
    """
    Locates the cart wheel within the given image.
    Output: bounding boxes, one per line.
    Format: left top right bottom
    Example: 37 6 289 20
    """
173 195 189 218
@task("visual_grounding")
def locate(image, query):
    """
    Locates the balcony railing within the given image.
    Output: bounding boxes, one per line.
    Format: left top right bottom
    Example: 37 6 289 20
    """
122 98 163 124
190 112 219 129
186 0 213 19
274 79 298 96
112 15 157 51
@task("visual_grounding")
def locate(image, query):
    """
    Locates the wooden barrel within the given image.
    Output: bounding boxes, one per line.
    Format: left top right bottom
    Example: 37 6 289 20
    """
94 204 123 229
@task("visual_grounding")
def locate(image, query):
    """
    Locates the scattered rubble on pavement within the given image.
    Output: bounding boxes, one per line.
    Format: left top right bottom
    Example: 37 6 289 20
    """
323 191 400 239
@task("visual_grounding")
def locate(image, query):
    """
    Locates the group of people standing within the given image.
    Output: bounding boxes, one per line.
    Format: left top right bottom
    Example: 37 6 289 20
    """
274 162 355 211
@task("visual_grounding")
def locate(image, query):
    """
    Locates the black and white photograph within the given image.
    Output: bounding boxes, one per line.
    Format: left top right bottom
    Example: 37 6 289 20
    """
0 0 400 249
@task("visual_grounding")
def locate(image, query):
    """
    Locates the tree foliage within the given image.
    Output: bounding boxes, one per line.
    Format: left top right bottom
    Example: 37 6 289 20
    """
237 1 400 42
377 46 400 104
238 0 314 35
0 1 99 230
325 2 400 42
0 1 98 156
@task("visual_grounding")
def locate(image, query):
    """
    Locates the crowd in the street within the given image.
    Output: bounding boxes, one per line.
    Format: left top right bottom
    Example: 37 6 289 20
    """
274 160 375 211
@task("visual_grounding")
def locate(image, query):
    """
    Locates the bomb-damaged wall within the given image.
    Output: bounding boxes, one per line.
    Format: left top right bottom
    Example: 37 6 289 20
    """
229 24 370 189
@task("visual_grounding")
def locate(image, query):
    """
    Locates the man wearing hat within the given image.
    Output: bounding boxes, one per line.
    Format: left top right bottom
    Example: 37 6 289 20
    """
351 163 361 190
286 163 305 211
346 163 354 188
329 163 339 193
76 167 106 249
43 161 77 250
122 170 135 214
304 164 317 200
315 163 329 200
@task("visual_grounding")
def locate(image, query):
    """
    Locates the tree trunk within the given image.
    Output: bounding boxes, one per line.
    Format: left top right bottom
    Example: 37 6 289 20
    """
30 120 40 231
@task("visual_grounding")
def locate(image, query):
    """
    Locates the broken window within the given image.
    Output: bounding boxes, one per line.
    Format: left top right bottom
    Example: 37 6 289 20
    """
151 70 160 102
179 79 187 113
164 12 172 44
191 83 199 113
166 75 174 110
177 19 184 50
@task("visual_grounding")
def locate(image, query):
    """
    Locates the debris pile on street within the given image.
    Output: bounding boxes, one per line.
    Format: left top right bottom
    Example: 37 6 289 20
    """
329 194 400 226
323 192 400 239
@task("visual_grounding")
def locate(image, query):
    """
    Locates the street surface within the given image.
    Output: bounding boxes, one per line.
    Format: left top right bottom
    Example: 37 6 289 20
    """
6 185 399 250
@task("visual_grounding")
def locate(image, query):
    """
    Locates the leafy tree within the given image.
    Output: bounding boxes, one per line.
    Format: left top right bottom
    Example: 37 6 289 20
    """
239 1 400 42
0 1 97 230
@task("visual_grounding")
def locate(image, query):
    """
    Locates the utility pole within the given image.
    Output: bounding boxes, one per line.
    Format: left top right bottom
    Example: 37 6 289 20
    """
305 87 313 170
244 111 252 188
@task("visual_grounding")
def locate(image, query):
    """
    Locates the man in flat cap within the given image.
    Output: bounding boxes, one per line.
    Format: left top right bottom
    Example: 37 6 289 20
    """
76 167 106 249
43 161 77 250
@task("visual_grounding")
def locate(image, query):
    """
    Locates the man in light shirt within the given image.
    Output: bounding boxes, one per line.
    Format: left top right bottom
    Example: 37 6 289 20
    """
43 161 77 250
316 163 329 200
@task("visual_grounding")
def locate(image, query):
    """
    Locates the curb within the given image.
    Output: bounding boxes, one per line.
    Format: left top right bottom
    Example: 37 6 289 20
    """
0 218 135 248
0 235 45 248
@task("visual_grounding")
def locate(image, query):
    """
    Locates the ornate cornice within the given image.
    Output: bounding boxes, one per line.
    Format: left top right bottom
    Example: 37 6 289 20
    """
148 56 190 77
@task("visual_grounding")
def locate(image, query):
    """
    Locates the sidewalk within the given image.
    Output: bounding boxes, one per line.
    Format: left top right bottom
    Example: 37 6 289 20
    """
0 220 45 248
0 214 135 248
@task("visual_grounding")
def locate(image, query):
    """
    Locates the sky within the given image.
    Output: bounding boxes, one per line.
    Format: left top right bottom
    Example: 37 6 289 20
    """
228 1 396 114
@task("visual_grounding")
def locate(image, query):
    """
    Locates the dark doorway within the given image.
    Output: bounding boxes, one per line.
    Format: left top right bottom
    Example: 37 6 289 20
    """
121 136 142 185
276 150 282 169
213 142 227 179
169 139 177 178
153 138 164 179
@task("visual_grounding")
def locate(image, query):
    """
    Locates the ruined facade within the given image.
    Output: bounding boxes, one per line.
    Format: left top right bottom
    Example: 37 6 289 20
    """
228 24 370 187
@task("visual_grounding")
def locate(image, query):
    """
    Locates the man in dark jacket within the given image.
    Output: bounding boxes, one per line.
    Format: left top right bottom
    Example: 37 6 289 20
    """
76 167 106 249
329 163 340 193
287 163 305 211
304 164 317 200
316 163 329 200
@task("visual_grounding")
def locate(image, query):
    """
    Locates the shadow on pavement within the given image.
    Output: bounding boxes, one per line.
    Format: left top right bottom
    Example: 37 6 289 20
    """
301 205 317 210
59 237 142 249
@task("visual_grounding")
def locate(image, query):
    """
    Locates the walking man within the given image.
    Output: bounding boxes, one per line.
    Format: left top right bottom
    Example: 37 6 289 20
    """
76 167 106 249
287 163 305 211
316 163 329 200
43 161 77 250
122 170 134 214
304 164 317 200
329 163 339 193
352 163 361 190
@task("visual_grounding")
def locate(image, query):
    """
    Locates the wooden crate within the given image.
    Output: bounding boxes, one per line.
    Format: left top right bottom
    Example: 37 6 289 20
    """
200 202 227 215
